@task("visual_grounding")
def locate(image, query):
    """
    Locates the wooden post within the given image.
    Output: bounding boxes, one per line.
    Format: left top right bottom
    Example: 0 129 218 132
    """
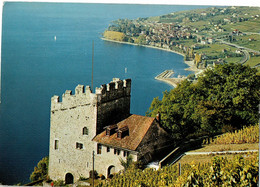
92 151 94 187
179 162 181 176
91 41 94 92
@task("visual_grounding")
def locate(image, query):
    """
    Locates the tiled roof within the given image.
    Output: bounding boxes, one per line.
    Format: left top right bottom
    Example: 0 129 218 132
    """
93 114 155 151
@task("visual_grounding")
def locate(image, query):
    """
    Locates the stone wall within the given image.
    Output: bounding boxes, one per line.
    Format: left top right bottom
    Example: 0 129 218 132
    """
49 84 98 181
96 78 131 134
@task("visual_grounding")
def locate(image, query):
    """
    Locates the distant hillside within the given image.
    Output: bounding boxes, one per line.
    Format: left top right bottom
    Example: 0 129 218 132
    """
104 6 260 72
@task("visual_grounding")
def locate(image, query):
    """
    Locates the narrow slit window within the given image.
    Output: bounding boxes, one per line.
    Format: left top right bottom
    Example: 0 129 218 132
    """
83 127 88 135
54 140 59 150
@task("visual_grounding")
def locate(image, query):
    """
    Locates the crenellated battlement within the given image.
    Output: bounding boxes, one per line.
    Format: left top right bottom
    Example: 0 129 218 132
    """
51 78 131 112
96 78 131 103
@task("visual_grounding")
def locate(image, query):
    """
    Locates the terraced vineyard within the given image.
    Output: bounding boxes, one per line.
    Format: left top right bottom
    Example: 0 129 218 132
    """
97 125 259 186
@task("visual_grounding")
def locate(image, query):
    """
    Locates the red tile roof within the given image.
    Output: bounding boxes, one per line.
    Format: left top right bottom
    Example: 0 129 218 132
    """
93 114 156 151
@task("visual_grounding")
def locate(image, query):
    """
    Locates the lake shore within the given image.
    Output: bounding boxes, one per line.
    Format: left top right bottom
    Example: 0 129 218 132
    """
101 37 185 56
101 37 200 87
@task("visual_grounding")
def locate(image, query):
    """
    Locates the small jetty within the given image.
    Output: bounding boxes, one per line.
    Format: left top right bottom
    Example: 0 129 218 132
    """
155 70 186 87
155 70 174 79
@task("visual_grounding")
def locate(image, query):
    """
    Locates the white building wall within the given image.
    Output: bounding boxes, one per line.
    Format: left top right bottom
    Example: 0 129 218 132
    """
93 143 138 178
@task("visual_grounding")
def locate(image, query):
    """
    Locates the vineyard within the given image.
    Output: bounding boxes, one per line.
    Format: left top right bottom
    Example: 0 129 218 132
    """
97 125 259 186
97 153 258 187
176 153 258 186
211 125 259 144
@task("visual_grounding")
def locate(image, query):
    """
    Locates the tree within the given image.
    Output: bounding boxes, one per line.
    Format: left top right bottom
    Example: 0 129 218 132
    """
147 63 260 139
196 63 260 129
194 53 202 68
189 48 194 59
147 80 201 139
30 157 48 182
135 35 146 45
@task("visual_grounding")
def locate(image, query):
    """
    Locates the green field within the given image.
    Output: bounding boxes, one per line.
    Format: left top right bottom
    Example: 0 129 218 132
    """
176 152 257 166
194 43 237 56
222 19 260 33
103 30 126 41
245 56 260 67
232 34 260 51
245 56 260 75
177 39 195 47
225 56 243 63
184 20 208 30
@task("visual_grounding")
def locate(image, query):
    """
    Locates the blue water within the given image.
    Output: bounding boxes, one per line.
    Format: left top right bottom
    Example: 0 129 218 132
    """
0 2 210 185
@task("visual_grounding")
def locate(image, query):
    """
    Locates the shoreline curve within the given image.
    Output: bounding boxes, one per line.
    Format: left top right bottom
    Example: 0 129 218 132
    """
101 37 200 87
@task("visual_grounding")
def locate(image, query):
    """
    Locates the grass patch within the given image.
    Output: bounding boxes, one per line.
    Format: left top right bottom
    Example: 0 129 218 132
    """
80 178 101 186
225 56 243 63
103 31 126 42
194 43 237 56
185 20 209 30
176 153 256 166
187 143 259 153
245 56 260 67
222 19 260 33
232 34 260 51
178 39 196 47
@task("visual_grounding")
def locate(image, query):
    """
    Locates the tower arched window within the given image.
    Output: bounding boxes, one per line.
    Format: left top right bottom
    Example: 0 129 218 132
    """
83 127 88 135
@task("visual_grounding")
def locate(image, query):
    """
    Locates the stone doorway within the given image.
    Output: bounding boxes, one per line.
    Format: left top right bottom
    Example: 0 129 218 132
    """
65 173 74 184
107 165 115 178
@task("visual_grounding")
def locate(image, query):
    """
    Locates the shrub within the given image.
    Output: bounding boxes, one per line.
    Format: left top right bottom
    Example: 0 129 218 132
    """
53 180 65 186
30 157 48 182
89 170 98 179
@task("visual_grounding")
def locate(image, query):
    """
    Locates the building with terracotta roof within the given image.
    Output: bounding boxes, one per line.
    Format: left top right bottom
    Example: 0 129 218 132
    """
48 78 171 184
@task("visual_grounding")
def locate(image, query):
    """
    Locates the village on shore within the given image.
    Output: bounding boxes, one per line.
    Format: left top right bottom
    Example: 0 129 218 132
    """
102 6 260 87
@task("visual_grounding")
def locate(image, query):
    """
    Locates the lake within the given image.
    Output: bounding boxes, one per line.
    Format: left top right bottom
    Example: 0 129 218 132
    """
0 2 209 184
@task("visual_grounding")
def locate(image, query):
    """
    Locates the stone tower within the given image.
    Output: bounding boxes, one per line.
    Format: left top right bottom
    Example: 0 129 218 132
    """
48 78 131 182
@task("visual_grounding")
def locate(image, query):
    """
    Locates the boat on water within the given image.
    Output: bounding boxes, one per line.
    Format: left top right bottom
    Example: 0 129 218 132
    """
54 36 56 41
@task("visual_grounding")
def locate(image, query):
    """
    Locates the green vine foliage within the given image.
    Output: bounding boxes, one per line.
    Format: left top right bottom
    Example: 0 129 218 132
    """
211 125 259 144
97 153 258 187
177 153 259 187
